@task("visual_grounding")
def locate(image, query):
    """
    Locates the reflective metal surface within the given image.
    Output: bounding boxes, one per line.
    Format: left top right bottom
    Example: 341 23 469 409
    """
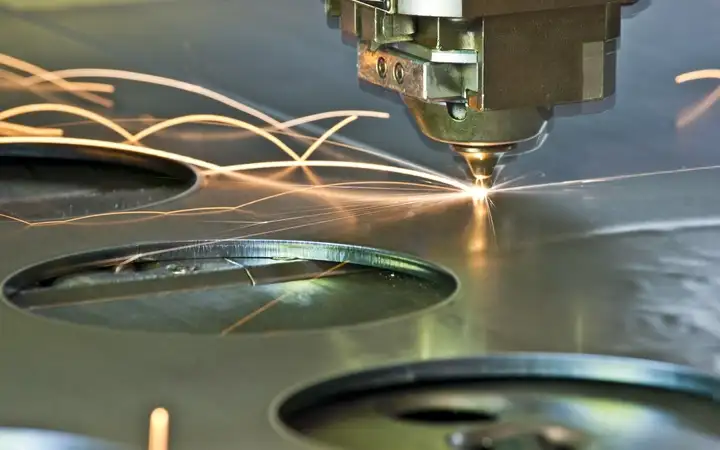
0 428 130 450
278 354 720 450
0 0 720 449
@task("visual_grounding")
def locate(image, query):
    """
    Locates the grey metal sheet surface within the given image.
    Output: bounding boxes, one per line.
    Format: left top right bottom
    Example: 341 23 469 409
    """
0 0 719 449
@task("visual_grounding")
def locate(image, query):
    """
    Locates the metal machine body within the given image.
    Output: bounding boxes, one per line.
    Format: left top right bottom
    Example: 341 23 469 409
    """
325 0 636 184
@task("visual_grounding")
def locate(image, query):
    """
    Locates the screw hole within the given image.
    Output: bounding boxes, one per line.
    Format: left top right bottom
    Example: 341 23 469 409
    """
393 62 405 84
376 57 388 78
447 102 468 121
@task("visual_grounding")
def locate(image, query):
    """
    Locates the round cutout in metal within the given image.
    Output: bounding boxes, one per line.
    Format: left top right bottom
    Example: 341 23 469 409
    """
0 143 197 221
2 239 456 334
277 354 720 450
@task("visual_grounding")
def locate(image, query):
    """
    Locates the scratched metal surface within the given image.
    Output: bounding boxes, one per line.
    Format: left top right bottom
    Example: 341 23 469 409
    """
0 0 719 449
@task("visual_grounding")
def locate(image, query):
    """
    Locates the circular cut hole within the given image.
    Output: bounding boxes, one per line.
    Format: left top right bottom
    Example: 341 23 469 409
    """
395 408 497 424
0 144 197 221
2 239 456 334
277 354 720 450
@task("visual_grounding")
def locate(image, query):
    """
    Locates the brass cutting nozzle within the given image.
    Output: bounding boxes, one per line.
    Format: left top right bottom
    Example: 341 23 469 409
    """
453 145 511 189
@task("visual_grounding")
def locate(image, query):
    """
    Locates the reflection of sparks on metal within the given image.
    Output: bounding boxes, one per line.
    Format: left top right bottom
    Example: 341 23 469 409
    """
676 70 720 128
220 261 349 335
148 408 170 450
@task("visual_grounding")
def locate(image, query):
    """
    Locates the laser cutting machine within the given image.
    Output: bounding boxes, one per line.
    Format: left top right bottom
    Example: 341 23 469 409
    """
323 0 642 187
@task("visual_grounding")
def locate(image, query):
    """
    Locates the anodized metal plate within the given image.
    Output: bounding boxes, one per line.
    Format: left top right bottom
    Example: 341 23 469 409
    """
0 0 719 449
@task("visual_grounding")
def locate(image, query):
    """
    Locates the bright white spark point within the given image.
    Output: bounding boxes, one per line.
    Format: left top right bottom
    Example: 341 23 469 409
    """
470 186 489 201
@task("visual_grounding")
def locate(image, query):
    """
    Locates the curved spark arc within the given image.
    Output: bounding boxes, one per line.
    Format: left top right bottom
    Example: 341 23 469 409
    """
210 160 473 192
10 65 451 177
128 113 302 160
0 104 137 142
0 121 62 137
0 54 113 107
0 107 379 164
0 68 94 106
300 116 357 161
0 136 224 171
18 68 390 130
43 115 453 179
0 137 471 192
675 69 720 128
12 69 454 174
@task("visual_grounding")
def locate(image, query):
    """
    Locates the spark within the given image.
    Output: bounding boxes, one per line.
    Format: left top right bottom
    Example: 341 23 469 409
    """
46 115 441 176
494 164 720 193
0 104 137 142
470 185 489 201
0 53 113 107
0 121 62 137
220 261 349 335
209 160 472 192
675 70 720 128
18 68 390 130
5 180 451 227
299 115 357 161
676 69 720 84
148 408 170 450
117 195 446 272
0 106 384 164
128 113 302 159
677 86 720 128
0 136 224 171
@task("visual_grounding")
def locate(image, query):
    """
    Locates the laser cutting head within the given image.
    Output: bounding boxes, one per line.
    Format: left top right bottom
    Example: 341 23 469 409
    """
325 0 639 186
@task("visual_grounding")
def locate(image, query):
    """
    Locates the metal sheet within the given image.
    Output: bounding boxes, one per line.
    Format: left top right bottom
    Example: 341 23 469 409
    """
0 0 719 449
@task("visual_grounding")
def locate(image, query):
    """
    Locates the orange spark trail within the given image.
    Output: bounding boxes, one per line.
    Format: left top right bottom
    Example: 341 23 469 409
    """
0 104 136 142
495 164 720 193
677 85 720 128
220 261 349 334
0 54 113 107
128 114 301 160
0 68 70 105
148 408 170 450
0 121 62 137
210 160 473 192
0 137 470 192
10 181 451 227
118 195 444 271
675 69 720 128
300 116 357 161
0 136 223 171
19 68 389 129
